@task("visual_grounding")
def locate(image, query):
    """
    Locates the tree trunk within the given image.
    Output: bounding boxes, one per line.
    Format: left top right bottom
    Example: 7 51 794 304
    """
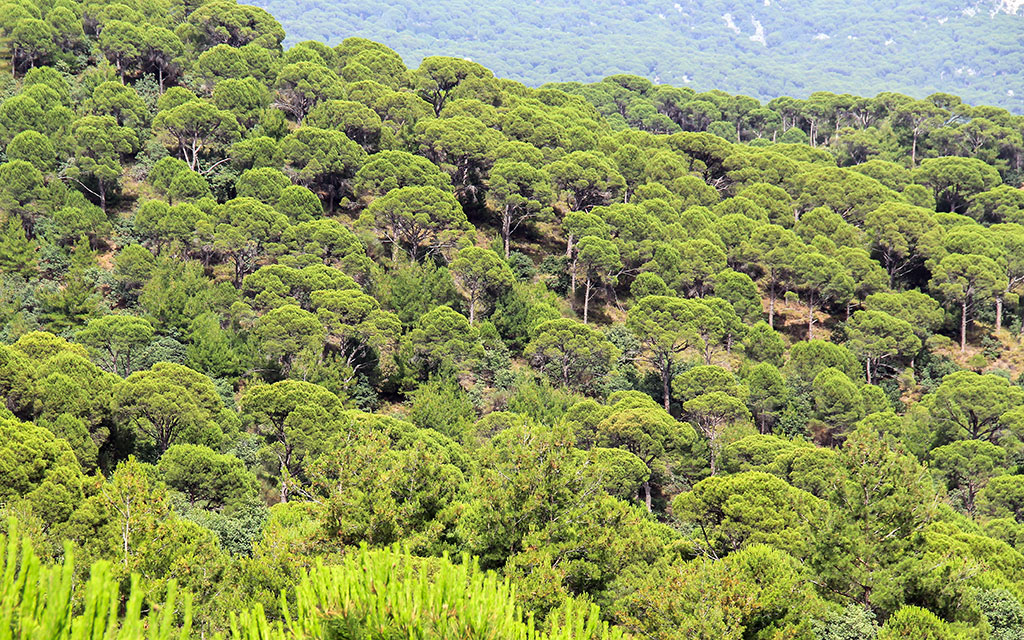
121 505 131 567
709 433 719 476
996 296 1003 332
966 479 977 516
583 276 592 324
961 300 968 354
642 480 652 512
98 177 107 213
807 294 815 339
911 130 919 168
502 212 511 259
768 281 776 328
570 257 578 296
662 366 671 412
280 446 291 503
468 291 476 325
866 358 872 385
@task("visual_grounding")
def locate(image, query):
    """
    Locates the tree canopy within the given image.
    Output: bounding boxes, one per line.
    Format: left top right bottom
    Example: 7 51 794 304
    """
2 3 1024 637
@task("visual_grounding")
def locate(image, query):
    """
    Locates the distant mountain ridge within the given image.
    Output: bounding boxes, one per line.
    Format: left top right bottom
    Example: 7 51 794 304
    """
249 0 1024 112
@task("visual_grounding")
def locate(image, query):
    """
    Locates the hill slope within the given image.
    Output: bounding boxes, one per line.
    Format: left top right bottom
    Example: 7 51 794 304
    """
250 0 1024 112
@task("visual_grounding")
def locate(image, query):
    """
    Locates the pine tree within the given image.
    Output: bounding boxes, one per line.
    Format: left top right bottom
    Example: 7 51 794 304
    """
0 216 37 277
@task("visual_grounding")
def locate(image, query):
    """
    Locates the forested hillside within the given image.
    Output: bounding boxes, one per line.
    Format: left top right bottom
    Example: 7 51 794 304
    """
5 0 1024 638
250 0 1024 112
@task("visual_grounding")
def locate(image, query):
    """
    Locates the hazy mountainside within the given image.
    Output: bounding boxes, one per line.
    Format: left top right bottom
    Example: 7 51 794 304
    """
250 0 1024 112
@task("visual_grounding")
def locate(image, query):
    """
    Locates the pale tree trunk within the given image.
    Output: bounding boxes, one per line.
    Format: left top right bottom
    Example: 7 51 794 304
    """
961 300 968 354
768 281 776 328
996 296 1003 332
662 366 671 412
807 294 815 339
468 291 477 325
121 500 131 567
567 235 577 295
570 265 577 297
642 480 652 512
583 276 592 324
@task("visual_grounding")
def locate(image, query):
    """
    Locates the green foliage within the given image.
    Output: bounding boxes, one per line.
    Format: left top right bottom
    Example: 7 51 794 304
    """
0 416 85 525
407 375 477 440
116 362 225 454
674 471 826 559
3 5 1024 636
1 520 194 640
158 444 258 510
526 319 618 395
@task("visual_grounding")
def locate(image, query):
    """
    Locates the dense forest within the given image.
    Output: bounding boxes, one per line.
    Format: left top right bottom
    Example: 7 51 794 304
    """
6 0 1024 638
249 0 1024 113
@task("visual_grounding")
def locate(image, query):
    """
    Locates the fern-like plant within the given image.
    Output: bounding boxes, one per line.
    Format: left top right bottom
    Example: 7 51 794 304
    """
3 520 625 640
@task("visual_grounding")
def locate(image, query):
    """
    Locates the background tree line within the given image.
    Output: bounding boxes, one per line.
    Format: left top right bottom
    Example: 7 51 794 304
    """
247 0 1024 113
